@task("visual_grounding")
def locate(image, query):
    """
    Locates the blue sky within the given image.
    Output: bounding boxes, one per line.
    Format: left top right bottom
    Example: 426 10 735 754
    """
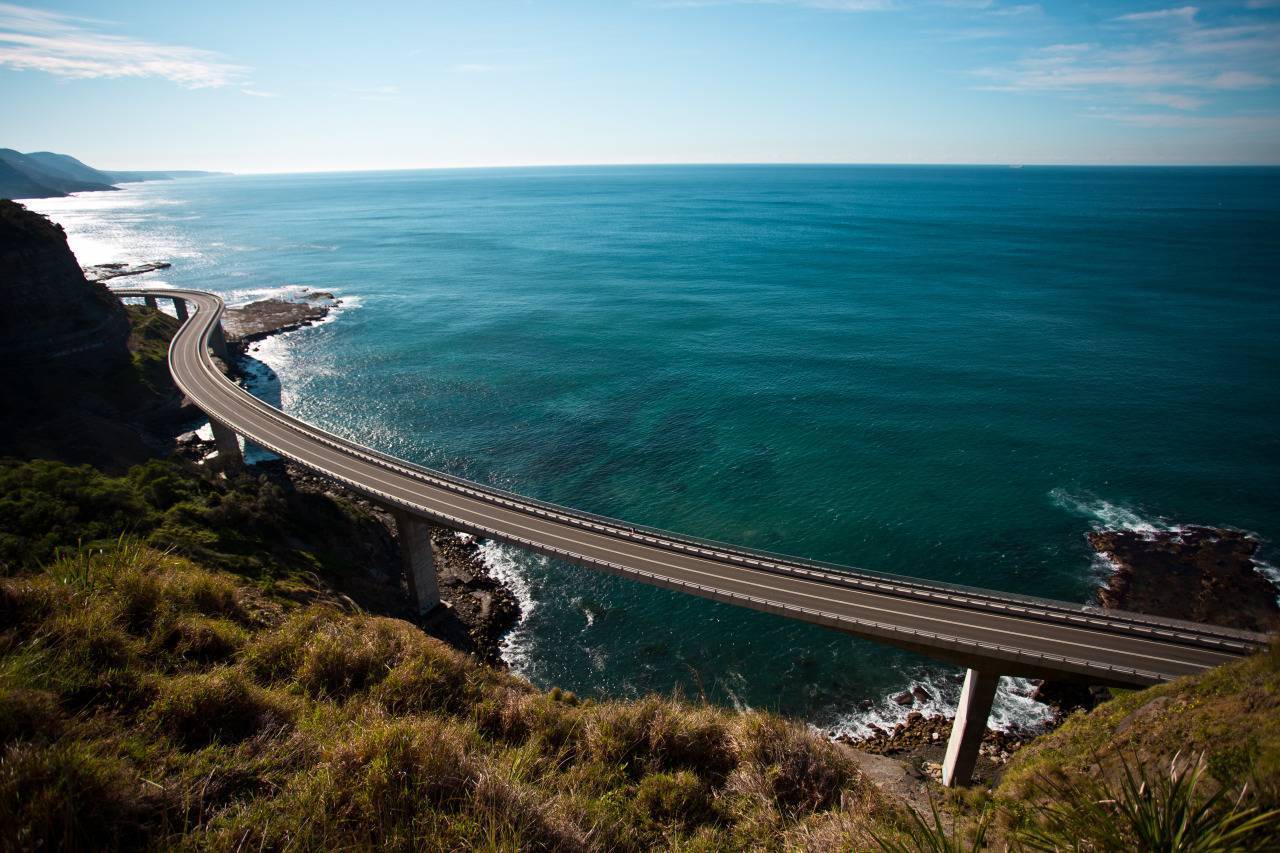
1 1 1277 170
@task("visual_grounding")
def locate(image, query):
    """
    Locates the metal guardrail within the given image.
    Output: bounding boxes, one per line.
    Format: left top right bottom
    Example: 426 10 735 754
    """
117 287 1269 683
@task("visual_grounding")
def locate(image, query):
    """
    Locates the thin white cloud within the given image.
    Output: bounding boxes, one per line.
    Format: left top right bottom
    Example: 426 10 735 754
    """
241 87 279 98
1207 70 1272 88
1139 91 1205 109
1085 110 1280 130
0 2 247 88
1114 6 1198 24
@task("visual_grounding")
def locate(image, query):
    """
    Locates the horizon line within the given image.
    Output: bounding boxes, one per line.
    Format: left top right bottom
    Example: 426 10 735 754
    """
120 160 1280 177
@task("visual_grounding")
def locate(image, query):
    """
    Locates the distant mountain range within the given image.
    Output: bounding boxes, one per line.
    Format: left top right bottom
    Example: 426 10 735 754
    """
0 149 226 200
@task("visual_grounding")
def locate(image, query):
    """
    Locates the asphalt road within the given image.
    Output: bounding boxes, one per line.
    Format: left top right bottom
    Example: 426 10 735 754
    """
118 288 1270 687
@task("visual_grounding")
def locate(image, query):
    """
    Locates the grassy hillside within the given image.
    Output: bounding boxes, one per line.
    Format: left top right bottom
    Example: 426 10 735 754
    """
0 538 904 850
0 456 912 849
996 639 1280 817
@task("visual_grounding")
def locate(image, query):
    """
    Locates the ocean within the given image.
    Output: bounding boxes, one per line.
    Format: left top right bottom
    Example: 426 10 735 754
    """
28 165 1280 736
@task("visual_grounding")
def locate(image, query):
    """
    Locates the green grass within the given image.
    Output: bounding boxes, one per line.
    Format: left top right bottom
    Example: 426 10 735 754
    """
0 541 902 850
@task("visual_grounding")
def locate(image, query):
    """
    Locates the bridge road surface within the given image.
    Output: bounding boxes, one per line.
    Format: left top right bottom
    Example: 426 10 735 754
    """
118 288 1268 693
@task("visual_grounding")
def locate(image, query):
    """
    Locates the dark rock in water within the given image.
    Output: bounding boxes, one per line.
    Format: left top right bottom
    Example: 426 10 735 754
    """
222 291 336 345
82 260 171 282
1089 526 1279 632
892 691 914 706
858 699 874 711
911 685 933 703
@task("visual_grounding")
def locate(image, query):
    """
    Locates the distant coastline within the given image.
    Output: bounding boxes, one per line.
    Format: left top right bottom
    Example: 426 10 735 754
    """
0 147 225 201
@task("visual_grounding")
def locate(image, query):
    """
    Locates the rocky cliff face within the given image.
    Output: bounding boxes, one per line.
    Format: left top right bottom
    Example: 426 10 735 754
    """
0 201 190 469
0 200 130 365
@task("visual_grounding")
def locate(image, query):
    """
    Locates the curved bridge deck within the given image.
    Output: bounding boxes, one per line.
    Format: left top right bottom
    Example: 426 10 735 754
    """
115 287 1268 692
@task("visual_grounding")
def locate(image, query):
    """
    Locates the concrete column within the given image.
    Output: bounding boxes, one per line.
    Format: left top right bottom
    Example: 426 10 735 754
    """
942 668 1000 787
208 322 230 360
394 510 442 614
144 295 158 309
208 419 243 468
173 298 189 322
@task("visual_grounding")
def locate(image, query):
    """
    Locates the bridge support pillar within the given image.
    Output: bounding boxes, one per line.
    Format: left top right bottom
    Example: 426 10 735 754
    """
208 322 230 360
208 419 243 468
144 294 158 309
173 298 189 322
394 511 442 615
942 668 999 788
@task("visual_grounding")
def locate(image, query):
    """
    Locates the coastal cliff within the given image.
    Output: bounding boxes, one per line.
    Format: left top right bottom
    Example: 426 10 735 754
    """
0 201 187 469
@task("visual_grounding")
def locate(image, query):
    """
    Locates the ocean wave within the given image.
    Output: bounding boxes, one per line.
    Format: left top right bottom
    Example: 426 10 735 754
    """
473 538 541 674
827 673 1055 741
1048 488 1179 537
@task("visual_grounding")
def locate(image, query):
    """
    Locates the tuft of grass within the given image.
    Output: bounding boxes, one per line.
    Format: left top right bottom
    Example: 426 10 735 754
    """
150 668 291 748
0 741 157 851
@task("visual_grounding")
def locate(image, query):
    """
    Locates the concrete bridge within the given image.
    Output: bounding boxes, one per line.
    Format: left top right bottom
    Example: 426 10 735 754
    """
116 288 1270 787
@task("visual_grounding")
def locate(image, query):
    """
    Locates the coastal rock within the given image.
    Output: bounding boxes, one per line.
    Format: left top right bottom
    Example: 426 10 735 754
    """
911 685 933 703
82 260 172 282
222 290 337 344
892 691 914 706
1089 526 1279 632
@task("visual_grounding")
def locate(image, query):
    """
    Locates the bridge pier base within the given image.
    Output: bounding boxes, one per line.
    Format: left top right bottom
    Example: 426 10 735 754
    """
394 511 443 615
208 322 230 360
144 295 158 309
208 420 243 468
942 668 1000 788
173 298 189 322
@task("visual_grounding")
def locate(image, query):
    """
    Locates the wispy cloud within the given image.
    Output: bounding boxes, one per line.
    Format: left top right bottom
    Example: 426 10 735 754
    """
240 87 279 98
1114 6 1198 24
971 1 1279 125
1084 109 1280 130
0 2 247 88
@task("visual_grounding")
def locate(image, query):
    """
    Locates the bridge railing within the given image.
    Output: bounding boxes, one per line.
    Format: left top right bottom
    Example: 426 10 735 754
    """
130 287 1268 652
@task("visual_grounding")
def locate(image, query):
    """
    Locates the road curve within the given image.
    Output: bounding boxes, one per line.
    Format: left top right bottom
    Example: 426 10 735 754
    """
118 288 1270 687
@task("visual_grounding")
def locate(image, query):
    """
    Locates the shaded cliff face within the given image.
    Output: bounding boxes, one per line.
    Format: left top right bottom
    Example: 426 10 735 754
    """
0 200 130 365
0 201 191 469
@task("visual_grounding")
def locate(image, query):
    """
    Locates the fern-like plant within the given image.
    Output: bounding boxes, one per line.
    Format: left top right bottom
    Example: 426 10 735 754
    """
1019 751 1280 852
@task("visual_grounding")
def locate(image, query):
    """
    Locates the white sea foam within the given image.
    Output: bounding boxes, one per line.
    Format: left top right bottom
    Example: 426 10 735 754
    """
1047 488 1178 537
474 539 541 674
828 673 1055 741
1253 559 1280 606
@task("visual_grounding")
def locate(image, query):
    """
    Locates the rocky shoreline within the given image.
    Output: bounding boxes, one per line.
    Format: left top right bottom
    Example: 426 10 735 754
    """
841 525 1278 784
173 291 523 666
1090 525 1278 633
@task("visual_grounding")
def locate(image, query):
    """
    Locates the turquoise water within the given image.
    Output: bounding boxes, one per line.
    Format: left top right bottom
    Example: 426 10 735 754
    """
31 165 1280 733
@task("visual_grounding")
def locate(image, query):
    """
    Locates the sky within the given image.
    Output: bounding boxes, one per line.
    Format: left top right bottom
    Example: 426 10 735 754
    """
1 0 1278 171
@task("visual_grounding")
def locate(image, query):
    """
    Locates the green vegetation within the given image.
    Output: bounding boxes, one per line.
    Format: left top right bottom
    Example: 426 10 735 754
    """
0 540 904 849
3 455 1279 849
0 456 391 584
